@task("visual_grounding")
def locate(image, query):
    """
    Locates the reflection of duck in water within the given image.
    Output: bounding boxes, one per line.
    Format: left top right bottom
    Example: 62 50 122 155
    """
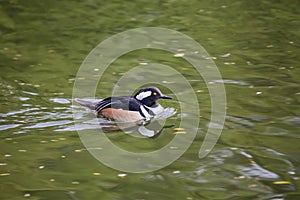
75 86 174 136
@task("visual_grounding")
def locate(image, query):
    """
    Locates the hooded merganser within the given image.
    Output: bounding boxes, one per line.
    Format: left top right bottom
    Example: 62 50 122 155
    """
75 86 172 123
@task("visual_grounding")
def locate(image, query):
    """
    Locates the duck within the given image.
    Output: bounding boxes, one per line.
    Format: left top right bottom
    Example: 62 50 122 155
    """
75 86 172 123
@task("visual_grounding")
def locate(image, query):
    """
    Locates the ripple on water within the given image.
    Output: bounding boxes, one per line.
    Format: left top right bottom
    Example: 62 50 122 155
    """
283 117 300 125
211 79 249 86
23 120 73 129
0 124 22 131
225 115 255 129
50 98 71 104
160 147 284 199
0 96 74 132
238 162 280 180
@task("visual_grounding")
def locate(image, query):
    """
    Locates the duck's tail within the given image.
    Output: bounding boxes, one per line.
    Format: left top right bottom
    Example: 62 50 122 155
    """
74 98 97 110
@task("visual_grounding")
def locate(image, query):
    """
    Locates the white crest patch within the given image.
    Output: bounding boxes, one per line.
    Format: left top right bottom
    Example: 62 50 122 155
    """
136 91 152 100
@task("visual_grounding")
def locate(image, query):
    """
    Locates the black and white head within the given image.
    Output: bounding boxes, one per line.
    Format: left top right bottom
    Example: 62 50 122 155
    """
134 86 172 107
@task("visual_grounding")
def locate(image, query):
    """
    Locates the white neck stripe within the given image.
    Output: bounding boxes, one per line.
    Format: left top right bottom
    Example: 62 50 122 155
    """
140 105 152 118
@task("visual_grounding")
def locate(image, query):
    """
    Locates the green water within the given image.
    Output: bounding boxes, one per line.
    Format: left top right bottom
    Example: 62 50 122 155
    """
1 0 299 199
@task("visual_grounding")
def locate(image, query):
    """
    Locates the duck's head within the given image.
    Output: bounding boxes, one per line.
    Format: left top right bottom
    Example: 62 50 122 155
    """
134 86 172 107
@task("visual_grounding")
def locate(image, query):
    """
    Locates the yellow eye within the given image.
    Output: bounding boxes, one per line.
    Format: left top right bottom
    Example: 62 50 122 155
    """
153 92 157 95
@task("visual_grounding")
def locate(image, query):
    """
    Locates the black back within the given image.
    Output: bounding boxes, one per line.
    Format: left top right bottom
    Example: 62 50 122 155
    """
95 96 140 112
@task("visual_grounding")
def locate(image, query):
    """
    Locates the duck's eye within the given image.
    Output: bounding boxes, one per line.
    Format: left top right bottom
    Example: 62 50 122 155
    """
153 92 157 96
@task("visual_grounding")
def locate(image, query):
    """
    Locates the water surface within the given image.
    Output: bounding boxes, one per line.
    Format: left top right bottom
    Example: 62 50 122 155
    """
0 0 299 199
